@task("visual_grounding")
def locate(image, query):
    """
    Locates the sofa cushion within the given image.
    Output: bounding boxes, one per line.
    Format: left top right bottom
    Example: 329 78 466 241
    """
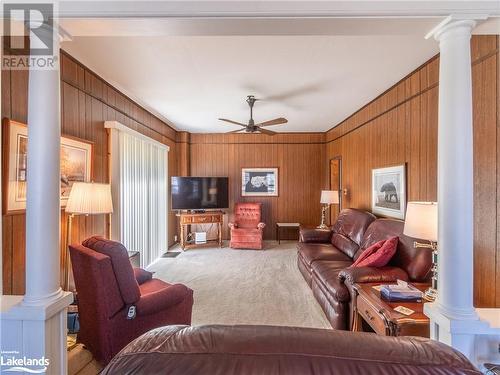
231 228 262 241
138 278 171 295
330 233 359 259
82 236 141 305
137 281 191 316
312 261 352 302
355 219 432 282
297 243 351 266
312 280 349 330
331 209 376 256
352 237 398 268
298 255 313 286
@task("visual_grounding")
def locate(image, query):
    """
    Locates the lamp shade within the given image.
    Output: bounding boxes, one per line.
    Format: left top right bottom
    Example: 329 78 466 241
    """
320 190 339 205
65 182 113 215
403 202 437 241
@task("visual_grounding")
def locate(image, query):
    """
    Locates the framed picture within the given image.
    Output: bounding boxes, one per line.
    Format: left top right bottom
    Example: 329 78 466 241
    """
241 168 278 197
371 164 406 219
3 119 93 214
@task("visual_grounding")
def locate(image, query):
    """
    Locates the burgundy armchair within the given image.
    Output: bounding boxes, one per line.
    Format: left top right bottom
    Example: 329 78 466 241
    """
229 202 266 250
69 236 194 365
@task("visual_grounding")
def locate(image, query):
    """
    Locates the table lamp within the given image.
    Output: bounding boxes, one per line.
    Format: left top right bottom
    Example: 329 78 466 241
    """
64 182 113 290
318 190 339 229
403 201 438 301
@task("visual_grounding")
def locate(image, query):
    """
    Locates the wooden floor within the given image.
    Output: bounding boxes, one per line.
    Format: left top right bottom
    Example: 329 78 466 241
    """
68 343 102 375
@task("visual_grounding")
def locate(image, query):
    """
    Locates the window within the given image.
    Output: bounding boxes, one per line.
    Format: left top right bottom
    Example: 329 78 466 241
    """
106 121 168 267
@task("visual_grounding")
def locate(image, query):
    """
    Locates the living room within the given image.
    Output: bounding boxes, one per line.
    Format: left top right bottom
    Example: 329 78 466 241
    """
1 1 500 374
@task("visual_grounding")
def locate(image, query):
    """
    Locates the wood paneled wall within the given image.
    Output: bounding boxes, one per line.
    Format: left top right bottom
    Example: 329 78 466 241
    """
3 36 499 308
325 36 499 307
188 133 326 240
1 50 180 294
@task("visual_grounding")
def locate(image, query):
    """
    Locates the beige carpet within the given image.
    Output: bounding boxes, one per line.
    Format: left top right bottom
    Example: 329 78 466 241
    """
148 241 331 329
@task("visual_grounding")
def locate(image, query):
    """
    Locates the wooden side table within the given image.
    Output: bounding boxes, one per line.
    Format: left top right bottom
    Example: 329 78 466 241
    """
352 282 430 337
276 222 300 244
177 211 224 250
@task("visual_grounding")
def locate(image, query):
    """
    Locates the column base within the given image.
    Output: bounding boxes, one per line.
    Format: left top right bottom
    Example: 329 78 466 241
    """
424 302 500 370
22 287 66 307
1 292 73 375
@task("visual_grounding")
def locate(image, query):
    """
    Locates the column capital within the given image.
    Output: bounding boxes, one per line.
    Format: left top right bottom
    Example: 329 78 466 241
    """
425 14 488 41
27 22 71 44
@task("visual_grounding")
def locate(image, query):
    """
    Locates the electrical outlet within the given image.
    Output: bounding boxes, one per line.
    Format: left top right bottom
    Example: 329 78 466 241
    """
174 235 178 242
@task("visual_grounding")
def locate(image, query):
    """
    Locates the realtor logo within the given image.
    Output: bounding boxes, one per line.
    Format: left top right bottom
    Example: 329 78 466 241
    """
2 3 57 70
4 3 54 55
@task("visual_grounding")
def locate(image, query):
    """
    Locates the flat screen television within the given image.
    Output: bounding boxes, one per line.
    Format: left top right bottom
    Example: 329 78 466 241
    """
171 177 229 210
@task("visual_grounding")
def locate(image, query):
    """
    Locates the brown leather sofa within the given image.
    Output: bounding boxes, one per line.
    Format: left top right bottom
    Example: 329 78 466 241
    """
101 325 480 375
298 208 432 330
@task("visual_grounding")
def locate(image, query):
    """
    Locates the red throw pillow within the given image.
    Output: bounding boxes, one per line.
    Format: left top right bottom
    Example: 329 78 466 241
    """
351 237 398 268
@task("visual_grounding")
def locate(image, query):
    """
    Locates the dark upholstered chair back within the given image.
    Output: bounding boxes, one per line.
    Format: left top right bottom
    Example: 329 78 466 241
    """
330 209 376 258
357 218 432 282
234 202 262 229
69 244 125 357
82 236 141 304
70 236 194 365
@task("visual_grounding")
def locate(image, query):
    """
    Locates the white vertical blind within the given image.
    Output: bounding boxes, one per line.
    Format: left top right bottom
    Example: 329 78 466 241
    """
106 121 168 268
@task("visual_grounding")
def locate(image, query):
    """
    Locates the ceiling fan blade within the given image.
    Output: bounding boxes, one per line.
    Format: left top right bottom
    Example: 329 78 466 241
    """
255 117 288 127
219 118 247 127
258 127 277 136
227 128 246 134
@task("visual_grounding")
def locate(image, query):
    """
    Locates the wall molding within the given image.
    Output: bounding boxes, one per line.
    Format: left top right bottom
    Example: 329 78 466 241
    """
60 50 178 143
326 37 499 143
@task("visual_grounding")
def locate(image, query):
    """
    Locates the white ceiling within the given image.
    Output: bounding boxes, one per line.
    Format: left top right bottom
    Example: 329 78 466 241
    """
59 16 497 133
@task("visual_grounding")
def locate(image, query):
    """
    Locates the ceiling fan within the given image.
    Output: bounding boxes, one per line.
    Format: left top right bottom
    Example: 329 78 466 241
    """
218 95 288 135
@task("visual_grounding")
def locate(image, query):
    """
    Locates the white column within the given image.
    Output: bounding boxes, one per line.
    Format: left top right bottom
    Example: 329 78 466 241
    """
434 19 477 320
23 24 64 307
424 16 500 369
0 20 72 375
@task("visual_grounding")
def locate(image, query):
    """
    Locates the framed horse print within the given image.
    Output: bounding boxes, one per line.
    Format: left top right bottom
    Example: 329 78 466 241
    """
371 164 406 219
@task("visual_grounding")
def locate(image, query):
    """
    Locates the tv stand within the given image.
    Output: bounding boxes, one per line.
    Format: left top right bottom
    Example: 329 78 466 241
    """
176 211 224 250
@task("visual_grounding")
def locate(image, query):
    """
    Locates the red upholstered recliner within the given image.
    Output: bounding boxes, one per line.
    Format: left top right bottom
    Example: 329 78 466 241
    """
69 236 194 365
229 202 266 249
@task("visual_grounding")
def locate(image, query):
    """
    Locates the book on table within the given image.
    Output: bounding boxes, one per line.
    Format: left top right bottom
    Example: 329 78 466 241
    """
380 280 423 302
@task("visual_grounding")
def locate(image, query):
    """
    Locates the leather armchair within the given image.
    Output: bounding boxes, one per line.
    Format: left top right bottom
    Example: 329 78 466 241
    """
70 236 194 365
229 202 266 250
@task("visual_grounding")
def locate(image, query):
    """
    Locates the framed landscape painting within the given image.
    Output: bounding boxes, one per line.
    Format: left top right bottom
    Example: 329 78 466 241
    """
241 168 278 197
371 164 406 219
3 119 93 214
